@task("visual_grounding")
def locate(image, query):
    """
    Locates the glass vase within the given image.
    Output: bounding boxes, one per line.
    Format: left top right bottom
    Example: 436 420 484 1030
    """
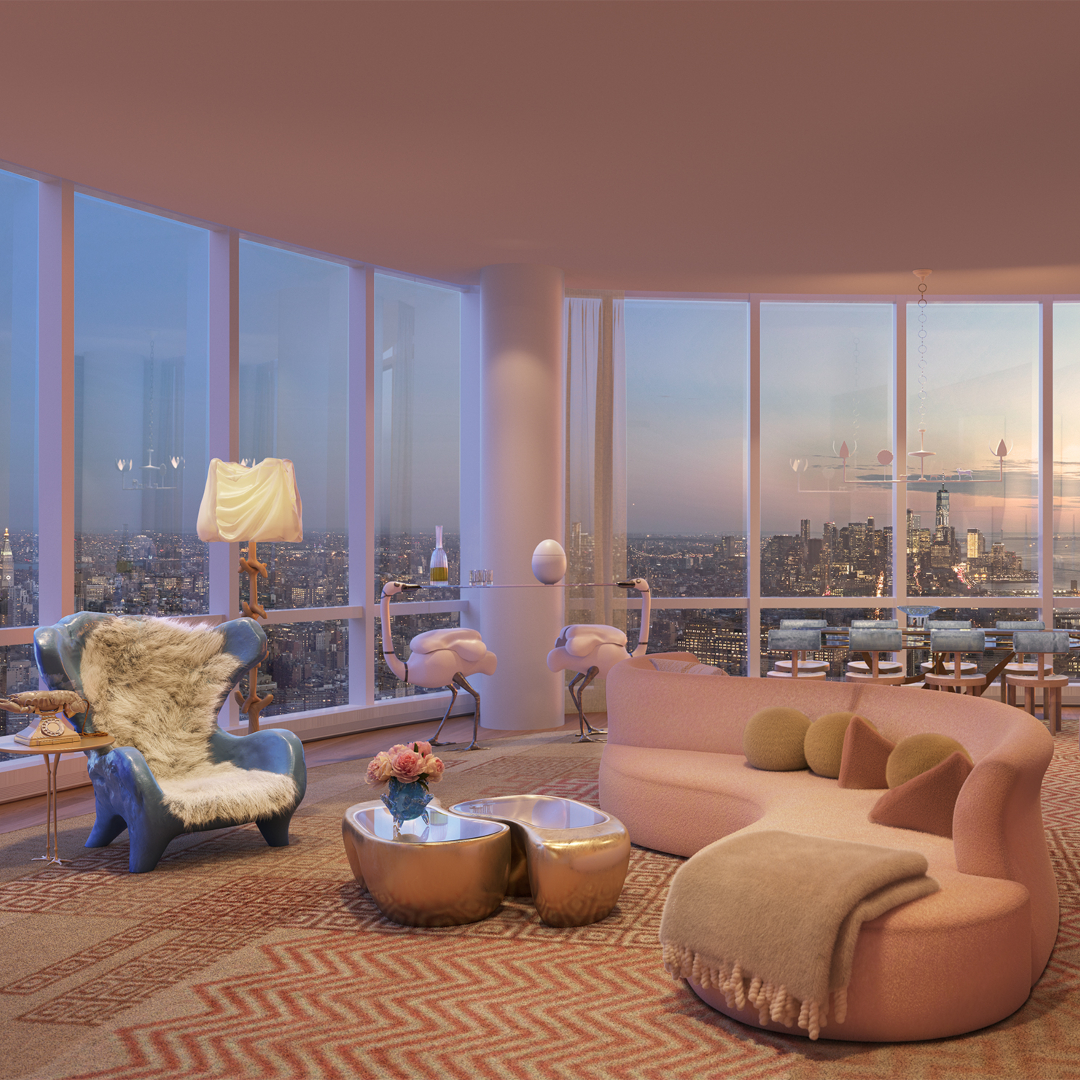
381 776 434 832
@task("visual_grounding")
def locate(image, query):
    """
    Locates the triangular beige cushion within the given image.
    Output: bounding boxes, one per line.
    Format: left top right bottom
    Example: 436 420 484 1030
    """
868 752 973 838
837 715 895 789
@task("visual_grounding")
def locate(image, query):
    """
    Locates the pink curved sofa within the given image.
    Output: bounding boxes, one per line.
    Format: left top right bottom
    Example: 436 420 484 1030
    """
600 655 1059 1042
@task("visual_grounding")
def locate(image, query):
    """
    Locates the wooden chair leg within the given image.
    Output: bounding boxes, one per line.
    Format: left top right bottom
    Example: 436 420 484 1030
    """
1025 690 1036 716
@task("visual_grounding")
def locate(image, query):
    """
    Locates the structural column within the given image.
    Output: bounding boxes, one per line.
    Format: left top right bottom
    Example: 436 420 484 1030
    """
475 264 564 730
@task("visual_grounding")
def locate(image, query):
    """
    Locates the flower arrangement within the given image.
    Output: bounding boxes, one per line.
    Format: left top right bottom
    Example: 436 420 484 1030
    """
366 741 445 828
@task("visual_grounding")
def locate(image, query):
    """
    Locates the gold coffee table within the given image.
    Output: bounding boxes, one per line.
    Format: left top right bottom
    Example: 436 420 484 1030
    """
342 800 511 926
0 733 114 864
451 795 631 927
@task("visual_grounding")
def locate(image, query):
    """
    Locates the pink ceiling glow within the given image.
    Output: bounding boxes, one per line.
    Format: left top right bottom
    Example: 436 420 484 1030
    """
0 1 1077 294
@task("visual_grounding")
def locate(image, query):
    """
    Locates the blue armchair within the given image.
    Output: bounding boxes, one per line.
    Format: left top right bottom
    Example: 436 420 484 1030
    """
34 613 307 873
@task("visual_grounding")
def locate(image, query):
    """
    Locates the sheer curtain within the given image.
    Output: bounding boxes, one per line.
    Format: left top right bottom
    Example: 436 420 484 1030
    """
564 293 628 708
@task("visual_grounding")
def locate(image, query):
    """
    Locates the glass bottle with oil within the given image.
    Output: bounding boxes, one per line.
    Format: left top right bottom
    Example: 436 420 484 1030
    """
429 525 449 586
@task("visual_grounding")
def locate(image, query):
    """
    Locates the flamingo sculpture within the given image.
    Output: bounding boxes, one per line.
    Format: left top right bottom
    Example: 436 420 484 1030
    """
380 581 498 751
547 579 651 742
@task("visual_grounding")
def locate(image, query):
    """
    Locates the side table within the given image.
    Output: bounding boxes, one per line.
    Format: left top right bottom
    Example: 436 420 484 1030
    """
0 734 114 864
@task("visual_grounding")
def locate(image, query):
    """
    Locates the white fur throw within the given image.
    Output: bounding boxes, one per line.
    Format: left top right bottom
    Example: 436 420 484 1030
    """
80 617 298 828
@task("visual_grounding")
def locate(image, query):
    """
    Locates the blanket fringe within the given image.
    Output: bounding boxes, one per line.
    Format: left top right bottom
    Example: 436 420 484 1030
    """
661 941 844 1040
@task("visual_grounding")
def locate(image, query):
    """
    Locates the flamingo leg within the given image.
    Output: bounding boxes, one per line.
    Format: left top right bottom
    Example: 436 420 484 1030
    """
566 673 587 736
429 681 459 746
449 672 486 752
572 667 606 742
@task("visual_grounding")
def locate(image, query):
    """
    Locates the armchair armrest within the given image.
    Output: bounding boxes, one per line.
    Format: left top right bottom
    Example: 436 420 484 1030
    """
87 744 172 824
209 728 307 800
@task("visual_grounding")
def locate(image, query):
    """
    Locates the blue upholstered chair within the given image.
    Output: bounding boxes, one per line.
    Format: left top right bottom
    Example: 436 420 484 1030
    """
34 612 307 873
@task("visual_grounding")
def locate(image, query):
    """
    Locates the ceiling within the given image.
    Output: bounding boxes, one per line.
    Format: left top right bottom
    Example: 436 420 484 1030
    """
1 0 1078 295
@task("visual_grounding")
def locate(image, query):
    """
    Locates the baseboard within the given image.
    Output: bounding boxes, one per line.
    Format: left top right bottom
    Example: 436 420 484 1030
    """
0 754 92 805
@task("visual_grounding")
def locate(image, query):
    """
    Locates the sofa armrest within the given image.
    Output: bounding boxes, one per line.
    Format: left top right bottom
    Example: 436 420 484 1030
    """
953 722 1058 982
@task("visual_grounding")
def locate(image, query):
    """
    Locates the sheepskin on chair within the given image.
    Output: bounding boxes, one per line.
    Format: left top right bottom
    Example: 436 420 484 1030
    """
80 617 298 827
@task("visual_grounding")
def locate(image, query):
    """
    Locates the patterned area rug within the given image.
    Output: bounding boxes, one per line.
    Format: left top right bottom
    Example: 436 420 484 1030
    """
0 721 1077 1080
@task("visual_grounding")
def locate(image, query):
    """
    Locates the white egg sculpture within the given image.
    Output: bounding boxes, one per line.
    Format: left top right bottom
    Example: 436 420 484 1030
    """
532 539 567 584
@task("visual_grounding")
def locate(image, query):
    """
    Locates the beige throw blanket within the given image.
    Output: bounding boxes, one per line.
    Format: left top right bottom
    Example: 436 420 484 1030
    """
660 830 939 1039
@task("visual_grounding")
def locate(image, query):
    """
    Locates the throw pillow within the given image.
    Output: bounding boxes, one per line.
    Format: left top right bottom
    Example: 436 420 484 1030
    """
684 662 727 676
649 658 695 673
837 716 895 789
885 733 973 789
869 752 973 838
804 711 864 778
743 707 812 771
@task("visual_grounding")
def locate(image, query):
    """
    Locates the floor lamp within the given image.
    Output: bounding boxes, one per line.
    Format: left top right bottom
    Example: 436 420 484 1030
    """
197 457 304 733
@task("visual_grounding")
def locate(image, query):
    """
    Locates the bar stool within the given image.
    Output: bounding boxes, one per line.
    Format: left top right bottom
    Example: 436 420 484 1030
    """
771 620 830 675
922 629 986 694
1003 630 1071 733
995 620 1050 704
765 628 827 679
920 620 978 678
846 619 904 676
845 628 905 685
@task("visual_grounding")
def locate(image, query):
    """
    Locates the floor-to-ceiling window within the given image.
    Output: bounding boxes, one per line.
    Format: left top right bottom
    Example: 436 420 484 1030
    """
7 156 1080 778
238 240 350 717
761 302 894 601
372 272 461 701
905 302 1039 604
0 169 38 749
623 298 748 673
73 195 210 618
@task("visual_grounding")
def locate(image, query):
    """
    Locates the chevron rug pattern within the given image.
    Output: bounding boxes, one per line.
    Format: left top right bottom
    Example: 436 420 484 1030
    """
0 720 1078 1080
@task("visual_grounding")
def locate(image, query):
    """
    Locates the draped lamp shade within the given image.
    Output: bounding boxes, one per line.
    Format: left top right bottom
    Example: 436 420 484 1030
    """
196 457 302 734
197 458 303 544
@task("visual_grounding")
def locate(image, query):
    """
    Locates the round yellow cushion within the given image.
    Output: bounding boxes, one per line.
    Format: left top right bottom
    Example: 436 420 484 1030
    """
804 712 875 778
743 707 812 771
886 733 973 789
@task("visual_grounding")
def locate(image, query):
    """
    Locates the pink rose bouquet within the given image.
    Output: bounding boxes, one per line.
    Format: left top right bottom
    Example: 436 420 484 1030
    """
365 741 444 793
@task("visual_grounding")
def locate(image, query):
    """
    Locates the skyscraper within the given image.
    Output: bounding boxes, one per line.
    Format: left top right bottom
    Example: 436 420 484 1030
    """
936 485 950 530
0 529 12 590
0 528 12 628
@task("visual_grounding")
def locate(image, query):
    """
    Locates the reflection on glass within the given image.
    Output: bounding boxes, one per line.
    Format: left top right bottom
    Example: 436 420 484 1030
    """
261 620 348 718
239 242 349 614
624 300 747 597
1053 304 1080 600
74 196 209 616
905 303 1038 598
761 303 894 598
373 273 460 605
0 170 37 628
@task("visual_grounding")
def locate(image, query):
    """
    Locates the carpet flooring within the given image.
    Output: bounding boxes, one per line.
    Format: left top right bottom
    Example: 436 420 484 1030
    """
0 721 1077 1080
